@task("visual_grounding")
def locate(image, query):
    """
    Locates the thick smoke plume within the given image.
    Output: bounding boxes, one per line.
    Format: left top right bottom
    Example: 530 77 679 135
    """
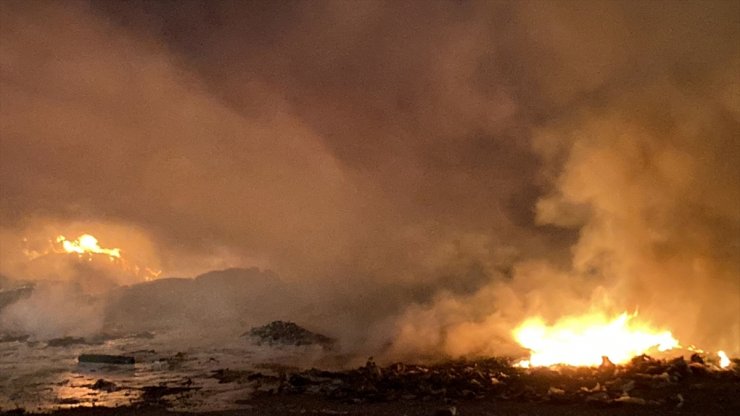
1 1 738 357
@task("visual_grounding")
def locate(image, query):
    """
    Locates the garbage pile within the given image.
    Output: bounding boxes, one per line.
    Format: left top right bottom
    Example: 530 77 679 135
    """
246 321 335 349
212 353 739 409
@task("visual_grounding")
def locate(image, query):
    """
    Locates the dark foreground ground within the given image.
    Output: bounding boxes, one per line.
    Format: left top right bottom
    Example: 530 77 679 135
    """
4 355 739 416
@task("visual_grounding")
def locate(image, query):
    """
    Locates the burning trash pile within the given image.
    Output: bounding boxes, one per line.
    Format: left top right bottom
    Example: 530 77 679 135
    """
210 353 739 412
245 320 336 349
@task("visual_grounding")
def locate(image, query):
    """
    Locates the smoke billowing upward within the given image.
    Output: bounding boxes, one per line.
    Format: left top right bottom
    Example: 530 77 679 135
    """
1 1 738 357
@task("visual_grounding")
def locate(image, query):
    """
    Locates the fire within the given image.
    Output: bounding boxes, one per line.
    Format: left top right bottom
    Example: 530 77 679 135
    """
51 233 161 280
56 234 121 259
513 312 679 367
718 351 730 369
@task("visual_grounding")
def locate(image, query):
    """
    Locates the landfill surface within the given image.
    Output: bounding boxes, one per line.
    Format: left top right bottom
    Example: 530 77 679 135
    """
2 321 738 415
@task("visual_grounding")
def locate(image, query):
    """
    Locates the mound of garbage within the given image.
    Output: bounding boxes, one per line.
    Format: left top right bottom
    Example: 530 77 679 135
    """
246 320 335 348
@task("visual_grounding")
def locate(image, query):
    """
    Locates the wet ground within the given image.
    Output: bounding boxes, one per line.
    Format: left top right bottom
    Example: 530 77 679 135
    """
0 330 329 413
1 331 738 415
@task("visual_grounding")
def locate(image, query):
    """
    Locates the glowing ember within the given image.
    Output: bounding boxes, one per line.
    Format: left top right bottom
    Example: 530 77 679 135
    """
513 312 679 367
56 234 121 259
718 351 731 369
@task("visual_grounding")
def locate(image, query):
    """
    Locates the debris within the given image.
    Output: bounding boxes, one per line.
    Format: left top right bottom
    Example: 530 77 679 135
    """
89 379 117 392
676 393 685 408
212 368 253 383
208 353 739 410
620 380 635 393
57 398 80 405
78 354 135 365
246 321 335 349
547 386 565 396
585 391 609 403
690 353 705 364
600 355 615 369
164 352 188 369
141 385 197 401
47 337 92 347
614 393 647 405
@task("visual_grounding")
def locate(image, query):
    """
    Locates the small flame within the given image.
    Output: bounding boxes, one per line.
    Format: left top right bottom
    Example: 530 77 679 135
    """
56 234 121 259
514 312 679 367
718 351 730 369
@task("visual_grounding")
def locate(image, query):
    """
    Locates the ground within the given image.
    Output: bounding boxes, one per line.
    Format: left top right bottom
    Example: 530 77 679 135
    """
4 356 739 416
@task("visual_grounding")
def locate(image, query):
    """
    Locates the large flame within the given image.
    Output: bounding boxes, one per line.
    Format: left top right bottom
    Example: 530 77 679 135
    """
57 234 121 259
513 312 679 367
50 233 161 280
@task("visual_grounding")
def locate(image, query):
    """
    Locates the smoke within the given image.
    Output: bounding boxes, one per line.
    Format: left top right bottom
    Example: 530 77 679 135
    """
533 80 740 354
1 1 738 356
0 281 106 339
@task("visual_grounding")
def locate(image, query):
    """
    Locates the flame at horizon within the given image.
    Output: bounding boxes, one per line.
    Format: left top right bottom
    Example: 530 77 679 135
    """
52 233 161 280
56 234 121 260
513 312 679 367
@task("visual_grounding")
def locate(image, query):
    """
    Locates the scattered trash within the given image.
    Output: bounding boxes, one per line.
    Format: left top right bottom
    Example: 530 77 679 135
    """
78 354 135 365
613 393 647 405
141 385 198 402
547 386 565 395
206 352 739 409
47 337 96 347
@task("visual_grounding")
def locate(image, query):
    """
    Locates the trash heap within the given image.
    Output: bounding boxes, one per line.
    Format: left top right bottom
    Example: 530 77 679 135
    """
211 353 739 409
246 321 336 349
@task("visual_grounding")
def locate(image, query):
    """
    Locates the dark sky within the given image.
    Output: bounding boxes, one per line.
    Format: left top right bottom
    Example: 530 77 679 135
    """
1 0 738 356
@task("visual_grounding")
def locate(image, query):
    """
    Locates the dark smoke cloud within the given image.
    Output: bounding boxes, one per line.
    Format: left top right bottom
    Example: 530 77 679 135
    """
1 1 738 356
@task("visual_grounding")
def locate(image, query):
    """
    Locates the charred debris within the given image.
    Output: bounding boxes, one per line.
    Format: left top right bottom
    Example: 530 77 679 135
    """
210 353 739 409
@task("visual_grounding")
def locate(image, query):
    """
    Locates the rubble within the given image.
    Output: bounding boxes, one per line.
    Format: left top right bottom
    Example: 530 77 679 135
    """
47 337 99 347
78 354 135 365
88 379 118 393
208 353 739 411
141 385 198 403
246 321 336 349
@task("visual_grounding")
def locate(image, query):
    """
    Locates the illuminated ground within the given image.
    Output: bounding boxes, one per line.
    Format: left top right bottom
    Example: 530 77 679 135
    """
4 356 739 416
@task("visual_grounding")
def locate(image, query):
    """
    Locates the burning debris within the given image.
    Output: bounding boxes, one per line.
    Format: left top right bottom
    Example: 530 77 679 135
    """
513 311 679 367
56 234 121 260
18 232 163 280
246 321 336 349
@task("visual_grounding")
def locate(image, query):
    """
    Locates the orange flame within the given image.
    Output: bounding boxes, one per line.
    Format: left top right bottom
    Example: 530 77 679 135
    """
513 312 679 367
51 233 161 280
56 234 121 259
